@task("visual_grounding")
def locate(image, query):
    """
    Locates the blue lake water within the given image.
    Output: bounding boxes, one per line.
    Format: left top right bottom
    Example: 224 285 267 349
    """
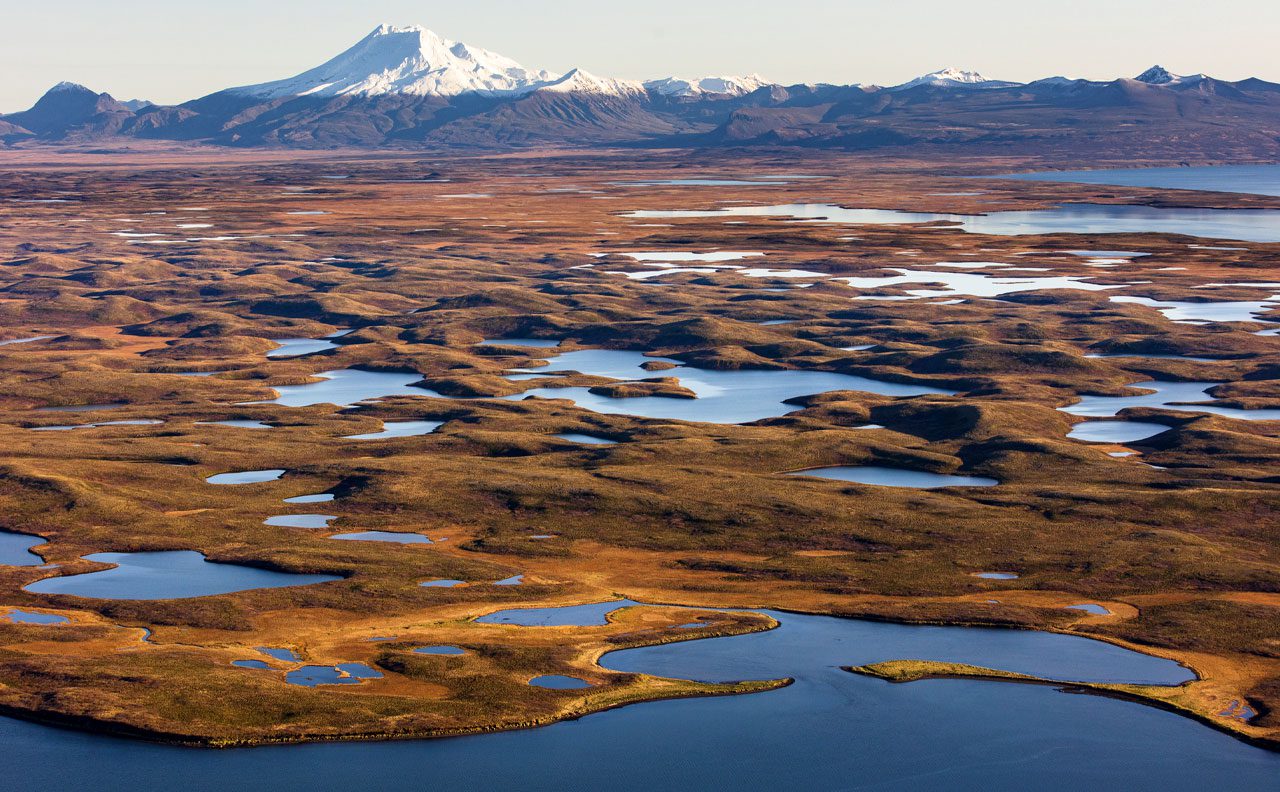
343 420 443 440
23 551 341 600
260 370 429 408
264 515 337 528
286 663 383 687
259 351 951 424
1066 604 1112 616
1000 164 1280 197
529 675 591 689
5 609 69 625
266 330 351 359
206 469 285 485
1067 421 1169 443
413 646 467 656
476 600 642 627
626 202 1280 242
552 433 617 445
478 339 562 348
257 647 300 662
329 531 432 545
0 530 45 566
1062 381 1280 420
420 579 467 588
283 493 335 504
197 420 274 429
232 660 270 670
498 349 952 424
1 601 1276 789
787 466 999 489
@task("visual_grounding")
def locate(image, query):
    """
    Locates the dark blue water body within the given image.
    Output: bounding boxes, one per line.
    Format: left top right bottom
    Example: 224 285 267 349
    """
626 202 1280 242
1000 164 1280 197
23 551 341 600
257 647 299 662
232 660 270 670
0 530 45 566
1 602 1274 791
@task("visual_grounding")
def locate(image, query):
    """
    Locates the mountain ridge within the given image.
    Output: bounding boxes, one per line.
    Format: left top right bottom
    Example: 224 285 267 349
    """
5 24 1280 159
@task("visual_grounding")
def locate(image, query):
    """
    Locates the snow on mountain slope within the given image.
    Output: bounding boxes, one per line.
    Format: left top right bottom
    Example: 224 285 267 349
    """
644 75 771 97
230 24 558 99
537 68 645 96
1133 65 1205 86
891 67 1017 90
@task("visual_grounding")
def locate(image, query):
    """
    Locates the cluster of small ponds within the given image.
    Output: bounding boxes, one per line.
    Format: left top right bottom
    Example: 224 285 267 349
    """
2 173 1280 785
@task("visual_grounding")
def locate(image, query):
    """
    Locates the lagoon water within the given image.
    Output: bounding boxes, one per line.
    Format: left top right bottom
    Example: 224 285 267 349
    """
23 551 340 600
0 530 45 566
626 202 1280 243
6 601 1271 791
1001 164 1280 197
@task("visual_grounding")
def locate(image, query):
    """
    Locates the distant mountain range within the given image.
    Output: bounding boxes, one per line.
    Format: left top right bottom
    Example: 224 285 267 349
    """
6 23 1280 158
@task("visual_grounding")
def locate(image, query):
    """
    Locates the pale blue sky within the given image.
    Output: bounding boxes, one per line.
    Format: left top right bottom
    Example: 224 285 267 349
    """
4 0 1278 110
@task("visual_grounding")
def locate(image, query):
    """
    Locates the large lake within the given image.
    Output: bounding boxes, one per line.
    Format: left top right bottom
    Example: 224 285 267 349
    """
1 604 1275 791
626 202 1280 242
999 164 1280 197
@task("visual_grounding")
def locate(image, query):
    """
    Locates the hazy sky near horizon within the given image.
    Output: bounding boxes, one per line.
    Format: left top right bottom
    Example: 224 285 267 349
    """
4 0 1278 110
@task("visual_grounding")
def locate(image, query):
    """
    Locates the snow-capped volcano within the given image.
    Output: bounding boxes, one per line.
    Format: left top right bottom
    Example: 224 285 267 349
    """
645 75 771 98
231 24 559 99
1133 65 1205 86
891 67 1013 90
